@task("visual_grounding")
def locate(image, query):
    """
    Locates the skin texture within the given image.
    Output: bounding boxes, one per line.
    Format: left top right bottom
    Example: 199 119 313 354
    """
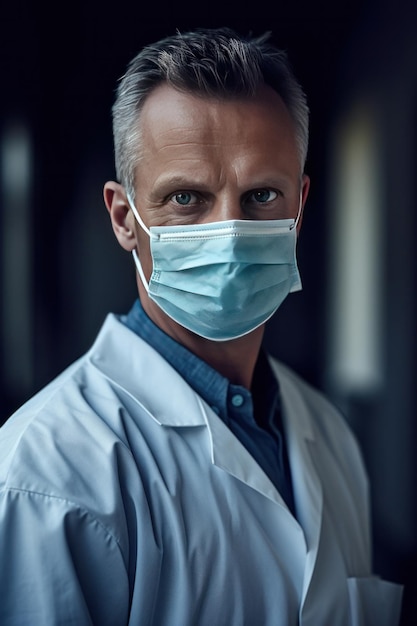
104 82 310 388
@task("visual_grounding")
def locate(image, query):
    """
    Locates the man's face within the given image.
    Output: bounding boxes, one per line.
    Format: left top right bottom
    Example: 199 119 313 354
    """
132 82 309 282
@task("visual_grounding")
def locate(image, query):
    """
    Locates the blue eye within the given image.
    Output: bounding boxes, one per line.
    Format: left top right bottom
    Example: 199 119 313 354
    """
173 192 194 205
252 189 278 203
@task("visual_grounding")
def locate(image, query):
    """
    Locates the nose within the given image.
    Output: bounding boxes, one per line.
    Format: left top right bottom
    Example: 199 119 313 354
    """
209 194 245 222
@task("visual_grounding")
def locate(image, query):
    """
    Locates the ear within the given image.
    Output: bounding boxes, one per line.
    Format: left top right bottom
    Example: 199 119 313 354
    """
296 173 310 234
103 181 137 251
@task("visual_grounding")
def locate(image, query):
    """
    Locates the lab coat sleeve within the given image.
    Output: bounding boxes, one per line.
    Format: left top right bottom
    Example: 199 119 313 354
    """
0 486 130 625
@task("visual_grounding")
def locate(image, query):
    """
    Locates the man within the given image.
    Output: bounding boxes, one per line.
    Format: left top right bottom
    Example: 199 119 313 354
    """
0 27 402 625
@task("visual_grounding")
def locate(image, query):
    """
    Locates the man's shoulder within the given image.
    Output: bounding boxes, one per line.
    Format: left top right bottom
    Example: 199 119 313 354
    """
1 312 142 436
0 357 104 482
0 315 143 505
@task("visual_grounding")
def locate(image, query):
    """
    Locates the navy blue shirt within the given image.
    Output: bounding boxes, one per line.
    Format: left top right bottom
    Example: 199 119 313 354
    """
122 299 295 514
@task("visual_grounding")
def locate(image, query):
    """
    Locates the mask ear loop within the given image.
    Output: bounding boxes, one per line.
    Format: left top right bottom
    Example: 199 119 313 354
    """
290 191 303 230
290 192 303 231
127 193 151 236
126 193 151 293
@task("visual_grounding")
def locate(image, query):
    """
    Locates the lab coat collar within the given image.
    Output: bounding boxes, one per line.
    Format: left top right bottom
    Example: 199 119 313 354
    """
269 359 315 442
87 314 206 427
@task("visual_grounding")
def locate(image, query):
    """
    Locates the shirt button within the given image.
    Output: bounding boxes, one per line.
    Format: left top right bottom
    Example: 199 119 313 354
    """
231 394 244 408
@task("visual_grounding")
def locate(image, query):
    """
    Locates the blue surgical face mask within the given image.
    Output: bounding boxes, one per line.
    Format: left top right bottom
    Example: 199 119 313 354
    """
127 195 302 341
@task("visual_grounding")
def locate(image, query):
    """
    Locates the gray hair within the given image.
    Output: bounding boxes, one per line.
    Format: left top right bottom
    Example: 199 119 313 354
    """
112 27 309 197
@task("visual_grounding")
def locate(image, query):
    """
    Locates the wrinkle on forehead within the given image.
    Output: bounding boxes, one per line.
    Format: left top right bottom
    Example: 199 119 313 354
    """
140 82 297 147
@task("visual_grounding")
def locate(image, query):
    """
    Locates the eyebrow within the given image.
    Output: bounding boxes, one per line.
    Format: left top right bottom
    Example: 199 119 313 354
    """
151 175 213 199
156 174 210 188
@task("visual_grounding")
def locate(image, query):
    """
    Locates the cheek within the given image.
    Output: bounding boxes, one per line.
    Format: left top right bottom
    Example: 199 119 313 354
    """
135 227 154 279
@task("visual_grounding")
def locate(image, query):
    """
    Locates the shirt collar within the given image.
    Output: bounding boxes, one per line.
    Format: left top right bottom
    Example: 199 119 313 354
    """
122 299 279 426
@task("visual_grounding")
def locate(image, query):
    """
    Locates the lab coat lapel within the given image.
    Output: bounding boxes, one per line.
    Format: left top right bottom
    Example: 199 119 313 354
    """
198 396 294 509
271 360 324 604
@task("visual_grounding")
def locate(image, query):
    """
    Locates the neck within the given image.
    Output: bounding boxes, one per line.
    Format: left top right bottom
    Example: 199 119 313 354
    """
139 289 264 389
185 327 265 389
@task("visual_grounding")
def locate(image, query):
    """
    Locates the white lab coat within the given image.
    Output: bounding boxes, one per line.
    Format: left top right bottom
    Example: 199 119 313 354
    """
0 314 402 625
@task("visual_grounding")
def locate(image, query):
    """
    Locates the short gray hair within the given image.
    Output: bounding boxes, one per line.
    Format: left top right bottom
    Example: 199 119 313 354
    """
112 27 309 196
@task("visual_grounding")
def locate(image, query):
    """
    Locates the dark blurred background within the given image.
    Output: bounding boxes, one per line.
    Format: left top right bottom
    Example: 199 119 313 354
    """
1 1 416 623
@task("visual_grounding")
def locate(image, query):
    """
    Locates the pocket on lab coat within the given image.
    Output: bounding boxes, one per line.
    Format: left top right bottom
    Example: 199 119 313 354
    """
347 576 403 626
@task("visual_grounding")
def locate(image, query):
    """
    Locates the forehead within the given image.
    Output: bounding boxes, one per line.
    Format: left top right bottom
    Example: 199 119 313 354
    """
138 82 298 158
